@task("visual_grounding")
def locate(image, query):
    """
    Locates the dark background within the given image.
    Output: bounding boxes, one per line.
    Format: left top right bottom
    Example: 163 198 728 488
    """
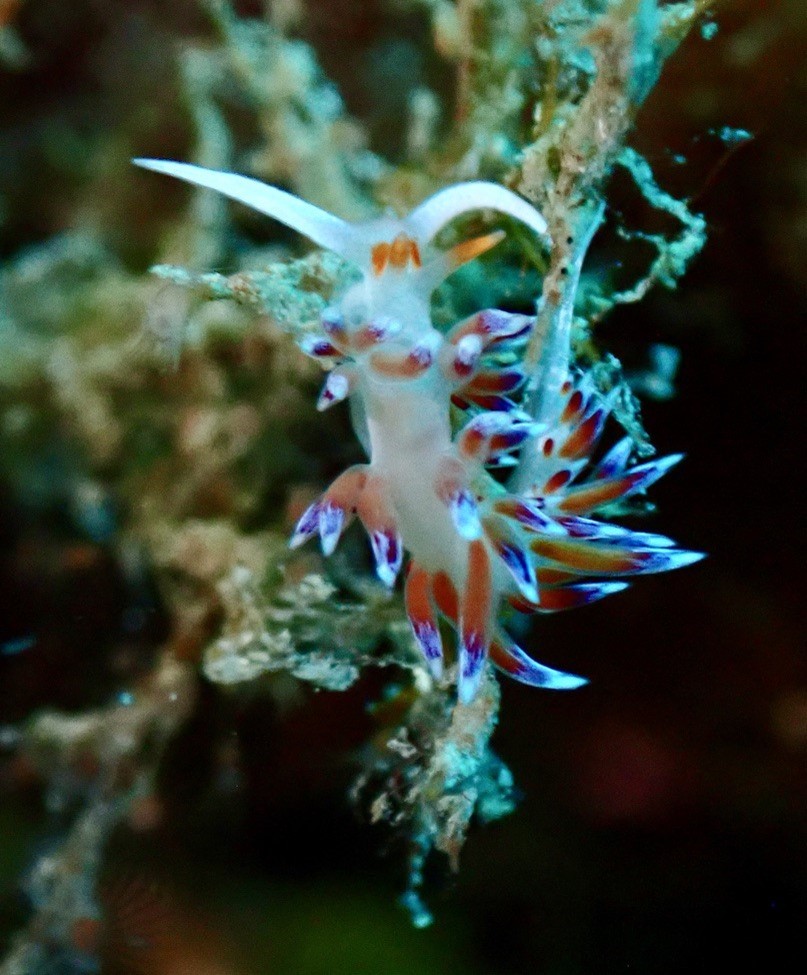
0 1 805 973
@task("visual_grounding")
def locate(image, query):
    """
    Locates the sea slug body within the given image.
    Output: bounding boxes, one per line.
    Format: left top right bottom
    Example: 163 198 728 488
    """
135 159 703 704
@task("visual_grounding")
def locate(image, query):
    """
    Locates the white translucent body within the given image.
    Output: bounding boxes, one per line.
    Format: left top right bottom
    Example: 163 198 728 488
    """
364 365 466 577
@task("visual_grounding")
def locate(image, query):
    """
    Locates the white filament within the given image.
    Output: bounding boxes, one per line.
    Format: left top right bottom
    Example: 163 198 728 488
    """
133 159 356 258
406 181 548 245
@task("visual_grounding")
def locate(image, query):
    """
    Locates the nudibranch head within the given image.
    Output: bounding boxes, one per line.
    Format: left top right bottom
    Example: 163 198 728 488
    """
134 159 547 330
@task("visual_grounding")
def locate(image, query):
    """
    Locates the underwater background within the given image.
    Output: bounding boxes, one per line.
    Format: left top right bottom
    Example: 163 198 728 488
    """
0 1 805 973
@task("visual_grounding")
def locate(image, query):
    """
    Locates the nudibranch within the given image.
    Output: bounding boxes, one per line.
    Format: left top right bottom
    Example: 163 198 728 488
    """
135 159 703 704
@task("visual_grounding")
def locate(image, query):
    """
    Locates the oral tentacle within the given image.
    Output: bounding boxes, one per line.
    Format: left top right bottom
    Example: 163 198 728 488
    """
132 159 357 257
404 181 549 250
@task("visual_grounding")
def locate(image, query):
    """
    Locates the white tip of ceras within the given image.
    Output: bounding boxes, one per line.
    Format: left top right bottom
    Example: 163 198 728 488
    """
426 656 444 682
318 502 345 556
369 530 403 588
412 624 444 681
455 334 483 370
289 500 321 549
317 370 352 411
457 634 487 705
545 671 589 691
656 549 706 570
448 489 483 541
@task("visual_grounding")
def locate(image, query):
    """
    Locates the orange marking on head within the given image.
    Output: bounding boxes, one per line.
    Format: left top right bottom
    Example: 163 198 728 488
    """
372 235 422 273
447 230 506 269
371 242 391 275
389 234 412 269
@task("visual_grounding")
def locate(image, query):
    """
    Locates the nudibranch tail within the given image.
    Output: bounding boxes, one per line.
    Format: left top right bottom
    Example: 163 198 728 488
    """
136 160 703 704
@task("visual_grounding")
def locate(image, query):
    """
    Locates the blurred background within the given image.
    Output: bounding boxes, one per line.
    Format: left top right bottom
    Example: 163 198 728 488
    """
0 1 805 973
